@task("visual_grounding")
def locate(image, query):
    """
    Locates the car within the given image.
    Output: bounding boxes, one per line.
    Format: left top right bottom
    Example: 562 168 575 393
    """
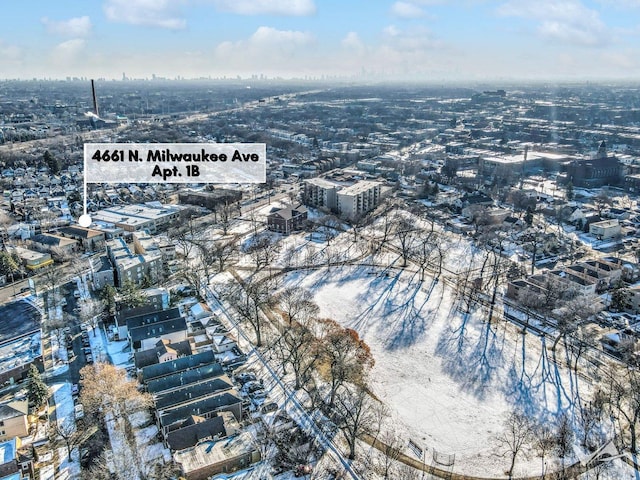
74 404 84 420
261 402 278 414
71 384 79 395
241 381 264 395
73 290 81 298
86 354 93 364
250 389 267 400
234 372 257 385
59 298 67 307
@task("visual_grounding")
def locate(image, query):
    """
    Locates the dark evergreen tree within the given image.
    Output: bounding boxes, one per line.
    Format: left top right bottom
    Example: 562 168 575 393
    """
610 280 631 312
565 181 574 201
43 150 60 175
524 206 534 226
27 364 48 410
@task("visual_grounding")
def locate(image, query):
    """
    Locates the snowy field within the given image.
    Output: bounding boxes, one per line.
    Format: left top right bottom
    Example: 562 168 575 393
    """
281 263 631 478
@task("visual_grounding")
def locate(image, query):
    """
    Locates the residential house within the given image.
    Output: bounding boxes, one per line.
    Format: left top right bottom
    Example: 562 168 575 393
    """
589 219 621 240
133 339 192 370
173 431 260 480
166 413 238 452
0 401 28 442
0 437 33 480
266 204 308 235
57 226 106 252
30 233 77 258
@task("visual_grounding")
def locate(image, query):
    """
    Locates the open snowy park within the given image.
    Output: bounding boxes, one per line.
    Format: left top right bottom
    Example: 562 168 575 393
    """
280 261 626 478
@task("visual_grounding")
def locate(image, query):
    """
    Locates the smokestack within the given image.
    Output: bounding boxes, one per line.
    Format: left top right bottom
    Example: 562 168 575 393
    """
91 79 99 117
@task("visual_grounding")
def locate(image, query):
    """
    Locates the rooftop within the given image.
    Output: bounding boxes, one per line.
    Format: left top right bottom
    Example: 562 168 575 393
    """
338 180 382 196
0 300 41 344
173 431 256 475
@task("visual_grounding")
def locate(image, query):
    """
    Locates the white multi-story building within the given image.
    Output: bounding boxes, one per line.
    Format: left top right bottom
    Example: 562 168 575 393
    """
303 178 341 211
336 181 382 219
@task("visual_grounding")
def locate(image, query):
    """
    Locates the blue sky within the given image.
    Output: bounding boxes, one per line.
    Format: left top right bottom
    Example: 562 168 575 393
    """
1 0 639 81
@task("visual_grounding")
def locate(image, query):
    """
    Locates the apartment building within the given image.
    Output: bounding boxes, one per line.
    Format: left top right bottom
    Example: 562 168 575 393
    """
106 234 163 287
302 178 340 211
336 181 382 219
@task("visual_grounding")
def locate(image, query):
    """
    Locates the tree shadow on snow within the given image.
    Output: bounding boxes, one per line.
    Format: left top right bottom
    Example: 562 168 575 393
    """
435 309 508 401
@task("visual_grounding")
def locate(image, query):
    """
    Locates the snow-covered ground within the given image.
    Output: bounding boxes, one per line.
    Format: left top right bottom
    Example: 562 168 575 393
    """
49 331 70 377
51 382 74 429
280 263 632 478
50 382 81 479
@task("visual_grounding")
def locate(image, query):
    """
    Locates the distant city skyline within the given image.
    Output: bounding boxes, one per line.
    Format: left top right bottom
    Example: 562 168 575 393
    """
2 0 640 81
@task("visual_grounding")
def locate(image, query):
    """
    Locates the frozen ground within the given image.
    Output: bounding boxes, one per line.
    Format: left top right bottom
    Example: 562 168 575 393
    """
281 264 631 478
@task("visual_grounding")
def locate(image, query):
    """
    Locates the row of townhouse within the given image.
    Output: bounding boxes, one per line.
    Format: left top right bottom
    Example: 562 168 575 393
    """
138 350 259 480
507 257 626 302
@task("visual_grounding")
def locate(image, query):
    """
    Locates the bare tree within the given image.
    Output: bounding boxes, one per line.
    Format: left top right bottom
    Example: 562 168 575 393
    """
50 417 82 457
244 233 281 272
551 293 602 351
603 366 640 453
531 421 556 479
497 410 533 479
224 276 277 347
371 205 397 256
411 228 446 282
376 427 405 480
216 202 238 235
393 215 417 268
578 391 606 450
147 461 184 480
179 260 207 296
319 318 375 407
78 299 103 336
40 264 65 299
315 215 342 246
554 413 574 475
81 452 115 480
191 239 216 283
275 320 322 390
331 382 380 460
210 237 238 273
277 286 319 326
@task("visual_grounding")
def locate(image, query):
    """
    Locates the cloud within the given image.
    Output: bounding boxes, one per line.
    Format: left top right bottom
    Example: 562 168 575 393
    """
51 38 86 64
211 0 316 15
596 0 640 8
391 1 427 18
103 0 187 29
341 32 365 51
0 40 21 62
42 16 92 37
383 25 401 37
497 0 609 46
214 27 315 73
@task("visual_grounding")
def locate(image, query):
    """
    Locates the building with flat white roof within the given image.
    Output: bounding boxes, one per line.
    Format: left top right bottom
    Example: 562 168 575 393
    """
92 203 182 234
302 178 341 211
336 180 382 219
589 219 621 240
